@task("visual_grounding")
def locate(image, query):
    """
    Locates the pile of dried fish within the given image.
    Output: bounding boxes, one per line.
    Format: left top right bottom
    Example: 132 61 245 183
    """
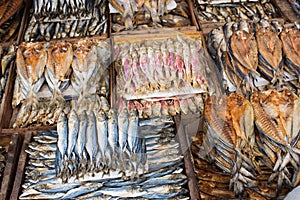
194 0 279 23
192 89 300 198
288 0 300 17
20 118 188 199
13 38 110 128
207 20 300 94
0 146 6 181
251 89 300 194
55 95 146 182
110 0 191 32
24 0 107 42
0 44 16 102
199 93 256 196
192 142 290 199
115 35 209 99
126 93 205 118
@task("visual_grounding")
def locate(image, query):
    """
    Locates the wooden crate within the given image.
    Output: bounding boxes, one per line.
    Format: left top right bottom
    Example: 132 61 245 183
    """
110 0 200 35
8 120 198 200
0 133 22 200
192 0 289 33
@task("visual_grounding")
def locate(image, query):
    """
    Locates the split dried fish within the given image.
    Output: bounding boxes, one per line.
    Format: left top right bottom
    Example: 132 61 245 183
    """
202 93 256 196
12 39 110 128
207 20 300 94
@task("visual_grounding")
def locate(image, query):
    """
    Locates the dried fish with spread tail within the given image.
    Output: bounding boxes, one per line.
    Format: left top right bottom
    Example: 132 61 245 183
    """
45 41 72 106
229 30 258 90
14 42 46 128
256 27 283 83
280 28 300 80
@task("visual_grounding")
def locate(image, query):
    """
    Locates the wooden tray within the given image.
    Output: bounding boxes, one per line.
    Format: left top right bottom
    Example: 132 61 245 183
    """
192 0 289 33
0 133 22 200
110 0 199 34
8 119 198 200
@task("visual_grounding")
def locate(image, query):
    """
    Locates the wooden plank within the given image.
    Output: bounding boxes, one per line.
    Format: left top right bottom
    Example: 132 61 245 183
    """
112 26 199 43
0 59 15 129
0 133 21 200
175 115 201 200
10 132 32 200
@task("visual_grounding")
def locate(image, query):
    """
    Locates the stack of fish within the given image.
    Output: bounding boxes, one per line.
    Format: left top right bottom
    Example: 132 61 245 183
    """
109 0 191 32
288 0 300 17
0 146 6 181
192 89 300 198
201 93 256 196
13 38 110 128
115 35 211 117
251 89 300 194
194 0 279 23
0 44 16 102
127 93 205 118
24 0 107 42
20 118 189 199
207 20 300 94
0 0 23 42
55 96 145 182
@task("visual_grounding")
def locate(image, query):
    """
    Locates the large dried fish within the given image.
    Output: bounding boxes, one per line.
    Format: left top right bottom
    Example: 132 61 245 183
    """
45 41 73 105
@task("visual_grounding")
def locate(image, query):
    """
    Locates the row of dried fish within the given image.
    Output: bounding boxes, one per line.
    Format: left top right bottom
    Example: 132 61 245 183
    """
0 146 6 181
0 44 15 103
194 0 279 23
115 35 209 99
192 89 300 198
207 20 300 94
13 38 111 128
191 146 290 199
110 0 191 32
24 0 107 41
288 0 300 18
20 118 189 199
55 95 146 182
124 93 205 119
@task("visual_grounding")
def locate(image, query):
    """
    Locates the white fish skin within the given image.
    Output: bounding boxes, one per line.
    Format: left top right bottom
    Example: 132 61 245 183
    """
67 109 79 158
107 109 119 168
96 110 108 168
118 108 129 153
56 111 68 176
127 109 139 154
74 110 88 176
85 110 99 172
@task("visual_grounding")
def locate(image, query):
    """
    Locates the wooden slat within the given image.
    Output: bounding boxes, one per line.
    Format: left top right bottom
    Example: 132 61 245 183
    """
175 115 201 200
0 133 21 200
10 132 32 200
0 59 15 130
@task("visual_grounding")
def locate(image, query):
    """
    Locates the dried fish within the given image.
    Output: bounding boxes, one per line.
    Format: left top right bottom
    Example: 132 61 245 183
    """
24 0 107 41
110 0 191 32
